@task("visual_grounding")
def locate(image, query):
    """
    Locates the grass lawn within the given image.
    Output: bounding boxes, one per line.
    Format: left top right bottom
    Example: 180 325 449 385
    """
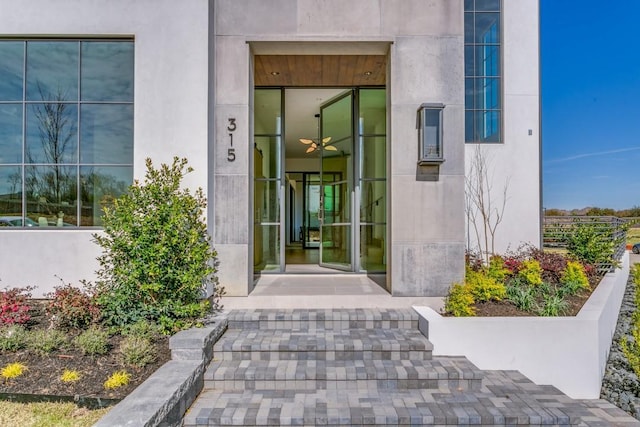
0 401 109 427
628 227 640 246
544 247 568 254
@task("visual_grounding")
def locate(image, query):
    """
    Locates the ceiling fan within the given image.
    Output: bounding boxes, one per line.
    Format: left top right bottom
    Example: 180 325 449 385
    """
299 136 337 154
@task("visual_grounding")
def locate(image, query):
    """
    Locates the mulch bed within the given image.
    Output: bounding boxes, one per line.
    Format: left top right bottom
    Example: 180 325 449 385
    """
0 302 171 402
466 274 602 317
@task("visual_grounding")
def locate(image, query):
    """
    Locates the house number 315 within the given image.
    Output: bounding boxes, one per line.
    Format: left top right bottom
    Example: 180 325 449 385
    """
227 118 236 162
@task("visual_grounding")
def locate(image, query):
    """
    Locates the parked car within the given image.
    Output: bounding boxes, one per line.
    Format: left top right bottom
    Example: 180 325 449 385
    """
0 216 39 227
633 243 640 254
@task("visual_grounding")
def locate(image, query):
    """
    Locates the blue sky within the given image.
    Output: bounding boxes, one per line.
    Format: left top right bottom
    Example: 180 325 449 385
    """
541 0 640 210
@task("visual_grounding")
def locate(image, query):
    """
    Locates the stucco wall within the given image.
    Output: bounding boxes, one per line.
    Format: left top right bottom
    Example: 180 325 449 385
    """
0 0 210 296
465 0 541 255
0 0 539 298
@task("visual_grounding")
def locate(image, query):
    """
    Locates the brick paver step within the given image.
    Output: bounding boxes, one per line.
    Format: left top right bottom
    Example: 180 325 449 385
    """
184 370 639 426
214 328 433 361
205 357 483 392
227 308 418 331
183 309 640 426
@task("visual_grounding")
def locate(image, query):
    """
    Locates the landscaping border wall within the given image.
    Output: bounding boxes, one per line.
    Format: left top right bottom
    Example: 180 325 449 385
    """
414 251 630 399
93 315 228 427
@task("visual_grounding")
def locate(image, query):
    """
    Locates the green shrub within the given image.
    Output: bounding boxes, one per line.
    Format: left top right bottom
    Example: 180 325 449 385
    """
444 283 475 317
518 259 543 286
622 267 640 376
119 336 157 368
0 325 28 352
486 255 510 283
466 269 506 302
74 326 110 356
27 329 67 355
632 264 640 286
46 282 100 330
560 261 590 296
621 310 640 376
565 223 616 266
631 265 640 308
620 336 640 377
121 320 161 341
93 157 221 332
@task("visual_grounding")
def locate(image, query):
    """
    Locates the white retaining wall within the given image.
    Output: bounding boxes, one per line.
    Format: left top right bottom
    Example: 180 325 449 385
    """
415 251 630 399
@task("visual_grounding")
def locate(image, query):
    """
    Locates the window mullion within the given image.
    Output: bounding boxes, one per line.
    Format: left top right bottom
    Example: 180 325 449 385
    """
21 41 27 223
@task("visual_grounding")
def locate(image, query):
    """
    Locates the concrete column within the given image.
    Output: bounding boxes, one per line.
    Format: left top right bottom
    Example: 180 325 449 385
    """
212 35 252 296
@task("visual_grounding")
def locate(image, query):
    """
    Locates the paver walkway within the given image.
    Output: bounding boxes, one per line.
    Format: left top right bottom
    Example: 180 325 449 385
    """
183 309 639 426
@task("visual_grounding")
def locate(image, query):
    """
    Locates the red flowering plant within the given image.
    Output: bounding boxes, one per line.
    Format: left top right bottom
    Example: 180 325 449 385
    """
526 247 569 284
0 286 34 325
46 282 100 330
502 256 522 275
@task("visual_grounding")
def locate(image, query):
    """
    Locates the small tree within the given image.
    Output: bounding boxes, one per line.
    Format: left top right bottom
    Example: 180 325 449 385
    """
565 222 618 268
465 145 509 264
93 157 220 332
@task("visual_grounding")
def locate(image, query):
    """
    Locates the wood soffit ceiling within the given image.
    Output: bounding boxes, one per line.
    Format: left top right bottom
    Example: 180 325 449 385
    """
254 55 387 87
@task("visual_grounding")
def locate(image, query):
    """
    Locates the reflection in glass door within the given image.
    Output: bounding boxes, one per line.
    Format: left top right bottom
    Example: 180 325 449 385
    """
254 89 283 272
302 172 341 249
320 91 353 271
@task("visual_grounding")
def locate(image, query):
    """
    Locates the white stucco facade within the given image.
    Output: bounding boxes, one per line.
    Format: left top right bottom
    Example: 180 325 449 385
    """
465 1 541 255
0 0 540 298
0 0 211 295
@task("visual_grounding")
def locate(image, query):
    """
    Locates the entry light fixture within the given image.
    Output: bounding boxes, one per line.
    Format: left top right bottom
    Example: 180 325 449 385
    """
417 103 445 164
270 71 280 76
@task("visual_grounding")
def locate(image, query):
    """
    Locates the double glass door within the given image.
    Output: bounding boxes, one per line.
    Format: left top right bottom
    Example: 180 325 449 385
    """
253 87 386 274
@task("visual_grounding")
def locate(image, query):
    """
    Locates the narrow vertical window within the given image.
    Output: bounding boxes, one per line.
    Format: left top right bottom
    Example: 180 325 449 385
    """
465 0 502 143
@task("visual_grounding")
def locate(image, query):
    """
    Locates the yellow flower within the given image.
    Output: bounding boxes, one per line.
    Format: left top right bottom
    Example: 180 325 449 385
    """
60 369 81 383
1 362 27 380
104 370 130 389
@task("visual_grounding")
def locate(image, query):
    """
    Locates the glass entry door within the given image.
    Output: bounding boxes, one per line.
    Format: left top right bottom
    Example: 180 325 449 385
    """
319 91 354 271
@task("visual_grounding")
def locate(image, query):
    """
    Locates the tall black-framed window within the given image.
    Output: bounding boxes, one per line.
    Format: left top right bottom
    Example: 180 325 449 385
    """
0 39 134 227
464 0 502 143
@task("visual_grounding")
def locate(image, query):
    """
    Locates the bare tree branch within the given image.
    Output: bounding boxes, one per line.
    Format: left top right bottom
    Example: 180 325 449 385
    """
465 145 509 263
26 85 75 205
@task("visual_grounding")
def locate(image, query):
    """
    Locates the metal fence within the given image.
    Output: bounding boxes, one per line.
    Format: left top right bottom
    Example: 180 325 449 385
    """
543 216 628 273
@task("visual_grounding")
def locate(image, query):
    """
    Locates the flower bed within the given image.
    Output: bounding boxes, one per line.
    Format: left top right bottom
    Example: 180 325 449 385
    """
414 251 630 399
444 247 601 317
0 300 170 402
